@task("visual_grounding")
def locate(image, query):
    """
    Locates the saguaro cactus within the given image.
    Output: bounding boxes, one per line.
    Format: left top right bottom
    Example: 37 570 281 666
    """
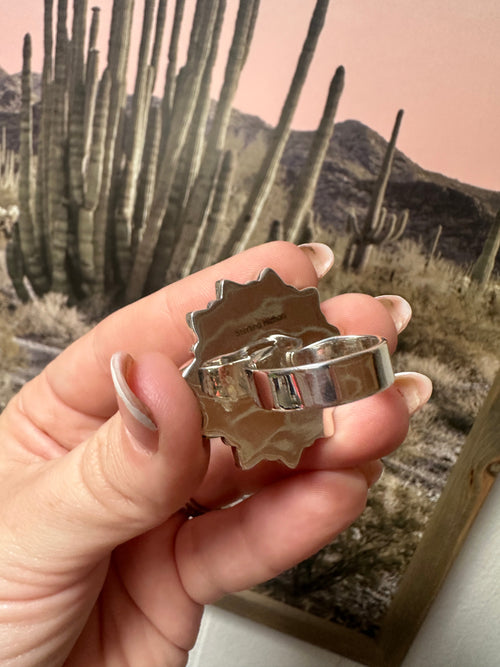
285 65 344 243
342 109 407 272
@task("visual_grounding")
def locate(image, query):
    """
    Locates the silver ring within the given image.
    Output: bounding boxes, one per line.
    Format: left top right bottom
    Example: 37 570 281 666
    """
198 334 394 411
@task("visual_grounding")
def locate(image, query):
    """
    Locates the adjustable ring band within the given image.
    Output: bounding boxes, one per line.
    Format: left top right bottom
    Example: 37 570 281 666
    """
198 334 394 411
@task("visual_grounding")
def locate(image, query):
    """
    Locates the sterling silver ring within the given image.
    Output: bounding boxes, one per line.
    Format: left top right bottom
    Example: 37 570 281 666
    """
198 334 394 411
183 268 397 469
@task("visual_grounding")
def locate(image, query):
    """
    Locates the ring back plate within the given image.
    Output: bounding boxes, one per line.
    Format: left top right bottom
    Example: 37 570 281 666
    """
183 269 339 469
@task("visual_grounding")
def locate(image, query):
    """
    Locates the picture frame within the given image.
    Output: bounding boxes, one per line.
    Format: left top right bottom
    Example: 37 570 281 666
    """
216 372 500 667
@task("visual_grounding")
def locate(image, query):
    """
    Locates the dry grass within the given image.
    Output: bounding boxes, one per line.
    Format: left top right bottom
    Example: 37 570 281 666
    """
11 292 91 347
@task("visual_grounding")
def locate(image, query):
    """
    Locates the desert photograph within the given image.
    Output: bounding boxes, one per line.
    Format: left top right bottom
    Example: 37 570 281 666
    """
0 0 499 656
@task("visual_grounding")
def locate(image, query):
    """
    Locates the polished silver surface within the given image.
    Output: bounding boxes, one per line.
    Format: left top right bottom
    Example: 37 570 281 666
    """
183 268 395 470
198 334 394 411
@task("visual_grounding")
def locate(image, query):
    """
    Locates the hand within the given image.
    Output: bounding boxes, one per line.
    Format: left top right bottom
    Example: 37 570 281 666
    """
0 242 431 666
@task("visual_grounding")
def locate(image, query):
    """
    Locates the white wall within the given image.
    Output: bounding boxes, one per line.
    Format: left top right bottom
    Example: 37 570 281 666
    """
188 479 500 667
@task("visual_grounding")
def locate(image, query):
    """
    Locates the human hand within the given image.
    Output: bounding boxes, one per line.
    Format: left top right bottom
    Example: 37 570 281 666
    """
0 242 431 666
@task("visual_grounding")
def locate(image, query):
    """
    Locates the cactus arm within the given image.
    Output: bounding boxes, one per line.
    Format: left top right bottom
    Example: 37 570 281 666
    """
425 223 443 270
68 0 88 209
174 0 259 277
286 65 344 243
144 0 224 292
344 110 405 272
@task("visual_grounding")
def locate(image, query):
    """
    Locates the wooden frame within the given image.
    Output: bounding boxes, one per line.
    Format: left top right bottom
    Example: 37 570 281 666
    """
216 371 500 666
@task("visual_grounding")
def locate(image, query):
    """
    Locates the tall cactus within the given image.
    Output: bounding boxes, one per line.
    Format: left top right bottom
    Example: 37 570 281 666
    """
343 206 409 272
221 0 330 258
93 0 135 293
286 65 344 243
342 109 406 272
165 0 259 282
34 0 54 260
47 0 70 294
78 70 111 287
114 0 156 284
470 209 500 287
0 127 17 190
188 149 235 274
13 0 340 308
18 34 49 295
126 0 221 302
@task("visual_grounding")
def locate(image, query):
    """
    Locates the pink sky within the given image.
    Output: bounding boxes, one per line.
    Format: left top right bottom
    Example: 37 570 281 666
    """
1 0 499 191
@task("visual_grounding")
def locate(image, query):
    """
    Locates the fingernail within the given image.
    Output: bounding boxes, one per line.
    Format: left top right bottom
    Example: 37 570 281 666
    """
298 243 334 279
376 295 412 333
110 351 158 454
363 460 384 487
394 372 433 416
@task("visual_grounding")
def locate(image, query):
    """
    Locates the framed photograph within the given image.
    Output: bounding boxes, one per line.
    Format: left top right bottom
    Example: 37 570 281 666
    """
1 2 499 664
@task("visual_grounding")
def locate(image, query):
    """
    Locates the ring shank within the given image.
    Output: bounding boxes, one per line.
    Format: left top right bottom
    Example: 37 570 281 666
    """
253 335 394 410
198 335 394 411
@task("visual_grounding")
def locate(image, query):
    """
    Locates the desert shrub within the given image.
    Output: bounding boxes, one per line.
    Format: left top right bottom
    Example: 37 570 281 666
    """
11 292 91 347
0 306 23 411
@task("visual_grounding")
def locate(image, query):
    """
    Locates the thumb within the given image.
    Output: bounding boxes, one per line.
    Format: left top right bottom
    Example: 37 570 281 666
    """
18 352 208 566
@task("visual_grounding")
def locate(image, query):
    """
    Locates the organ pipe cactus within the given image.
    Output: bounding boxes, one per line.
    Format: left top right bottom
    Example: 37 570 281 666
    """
126 0 222 301
165 0 257 283
343 206 409 272
18 34 49 295
14 0 338 308
342 109 406 272
188 149 235 275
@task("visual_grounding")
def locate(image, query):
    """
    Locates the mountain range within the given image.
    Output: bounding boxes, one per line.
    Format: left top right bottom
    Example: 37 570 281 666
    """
1 67 499 270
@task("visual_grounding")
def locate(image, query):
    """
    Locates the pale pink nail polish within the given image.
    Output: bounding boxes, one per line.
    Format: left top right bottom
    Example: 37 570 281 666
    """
298 243 334 279
110 351 159 454
375 295 412 333
394 372 433 415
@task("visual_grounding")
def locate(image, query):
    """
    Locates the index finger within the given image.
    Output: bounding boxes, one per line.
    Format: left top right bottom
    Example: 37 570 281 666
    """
45 242 321 418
